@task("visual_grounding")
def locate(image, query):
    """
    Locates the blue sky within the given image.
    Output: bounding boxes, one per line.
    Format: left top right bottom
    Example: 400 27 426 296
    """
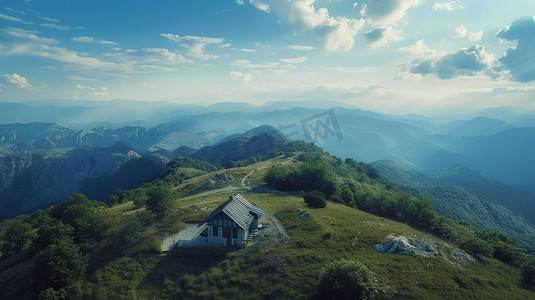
1 0 534 115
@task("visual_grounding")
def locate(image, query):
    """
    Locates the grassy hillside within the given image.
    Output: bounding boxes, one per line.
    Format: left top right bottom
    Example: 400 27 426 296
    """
1 154 534 299
373 160 535 251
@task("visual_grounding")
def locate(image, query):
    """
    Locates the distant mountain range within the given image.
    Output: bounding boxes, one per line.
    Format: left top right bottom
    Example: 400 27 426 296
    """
0 126 286 220
0 142 155 220
1 101 534 221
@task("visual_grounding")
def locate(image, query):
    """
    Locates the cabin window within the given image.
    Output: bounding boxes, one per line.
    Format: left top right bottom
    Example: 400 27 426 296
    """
233 228 238 238
213 226 218 236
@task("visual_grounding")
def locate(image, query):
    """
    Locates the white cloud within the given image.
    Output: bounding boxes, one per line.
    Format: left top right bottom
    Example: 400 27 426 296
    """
3 73 31 88
2 27 57 44
468 31 483 42
323 17 364 51
236 0 244 5
161 33 224 60
230 71 253 82
161 34 224 44
40 16 61 22
397 40 440 56
230 58 296 70
365 26 403 48
75 84 109 97
140 48 187 64
234 48 256 53
454 24 483 41
280 56 308 64
455 24 467 37
1 28 180 73
231 59 251 66
72 36 117 45
288 45 316 51
66 75 98 81
0 13 22 22
40 23 71 31
408 45 497 79
360 0 423 26
496 16 535 82
105 47 188 69
432 1 458 11
249 0 270 12
249 0 364 51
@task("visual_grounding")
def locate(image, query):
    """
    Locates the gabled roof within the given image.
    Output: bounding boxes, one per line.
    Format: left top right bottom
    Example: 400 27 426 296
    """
233 194 264 216
202 194 264 231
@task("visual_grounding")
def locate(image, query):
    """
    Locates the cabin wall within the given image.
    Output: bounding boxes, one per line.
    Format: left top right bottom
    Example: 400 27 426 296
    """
251 217 259 231
206 225 246 246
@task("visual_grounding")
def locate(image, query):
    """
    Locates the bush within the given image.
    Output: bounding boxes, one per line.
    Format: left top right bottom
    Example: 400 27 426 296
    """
304 191 327 208
315 259 375 300
35 239 88 288
38 287 67 300
0 220 35 256
459 237 494 258
146 186 173 218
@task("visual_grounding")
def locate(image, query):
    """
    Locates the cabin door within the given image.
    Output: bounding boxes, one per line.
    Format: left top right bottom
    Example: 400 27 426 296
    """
223 228 232 246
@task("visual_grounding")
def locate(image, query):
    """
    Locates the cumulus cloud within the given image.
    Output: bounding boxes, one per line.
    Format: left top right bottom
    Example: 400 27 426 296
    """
397 40 441 56
409 45 496 79
230 71 253 82
496 16 535 82
365 26 403 48
236 0 244 5
72 36 117 45
248 0 364 51
360 0 423 25
454 24 483 41
75 84 109 97
140 48 188 64
432 1 459 11
3 73 31 88
322 17 364 51
0 13 22 22
280 56 308 64
161 33 224 60
288 44 316 51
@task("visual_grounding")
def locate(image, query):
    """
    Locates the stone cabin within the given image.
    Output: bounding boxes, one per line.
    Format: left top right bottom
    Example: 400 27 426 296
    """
201 194 264 247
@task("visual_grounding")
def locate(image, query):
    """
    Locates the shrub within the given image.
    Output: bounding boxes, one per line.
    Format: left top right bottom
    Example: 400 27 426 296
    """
315 259 375 300
35 239 88 288
0 220 35 256
146 186 173 218
304 191 327 208
38 287 67 300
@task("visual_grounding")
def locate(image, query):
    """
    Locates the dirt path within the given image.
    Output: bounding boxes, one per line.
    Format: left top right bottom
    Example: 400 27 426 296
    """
241 169 255 189
269 215 289 240
183 166 268 201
